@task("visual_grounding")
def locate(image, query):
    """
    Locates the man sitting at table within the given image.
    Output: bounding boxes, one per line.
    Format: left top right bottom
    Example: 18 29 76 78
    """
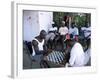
32 30 47 63
65 37 85 67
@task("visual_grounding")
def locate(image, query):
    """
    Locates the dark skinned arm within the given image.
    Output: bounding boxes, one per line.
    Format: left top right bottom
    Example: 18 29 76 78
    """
43 40 48 52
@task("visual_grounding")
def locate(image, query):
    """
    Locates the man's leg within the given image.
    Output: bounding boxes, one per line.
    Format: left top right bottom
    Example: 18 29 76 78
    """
32 54 43 63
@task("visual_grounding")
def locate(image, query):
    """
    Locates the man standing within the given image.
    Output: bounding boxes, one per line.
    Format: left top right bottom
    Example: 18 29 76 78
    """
59 21 69 50
69 23 79 41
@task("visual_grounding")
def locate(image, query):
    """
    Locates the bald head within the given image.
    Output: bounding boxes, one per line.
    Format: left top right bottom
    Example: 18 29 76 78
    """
40 30 47 39
61 21 65 27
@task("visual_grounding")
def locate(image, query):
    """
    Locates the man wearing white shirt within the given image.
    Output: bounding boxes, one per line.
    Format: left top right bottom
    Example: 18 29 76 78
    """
46 22 57 41
59 21 68 50
81 25 91 39
32 30 47 63
46 22 57 49
66 39 85 67
69 23 79 41
59 21 68 35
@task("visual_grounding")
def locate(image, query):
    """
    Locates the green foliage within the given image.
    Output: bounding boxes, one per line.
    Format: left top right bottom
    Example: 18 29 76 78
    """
74 15 86 27
53 12 90 28
53 12 65 27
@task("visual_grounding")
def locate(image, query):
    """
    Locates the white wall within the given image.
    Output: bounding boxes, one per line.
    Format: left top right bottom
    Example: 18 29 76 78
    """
39 11 53 32
23 10 53 41
23 10 39 41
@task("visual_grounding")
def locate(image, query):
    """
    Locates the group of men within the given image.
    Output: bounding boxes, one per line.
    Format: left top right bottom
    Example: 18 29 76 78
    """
25 20 91 68
46 21 79 50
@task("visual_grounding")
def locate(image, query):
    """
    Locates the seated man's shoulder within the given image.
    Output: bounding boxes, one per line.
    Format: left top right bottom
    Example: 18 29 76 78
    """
32 39 38 46
75 42 83 49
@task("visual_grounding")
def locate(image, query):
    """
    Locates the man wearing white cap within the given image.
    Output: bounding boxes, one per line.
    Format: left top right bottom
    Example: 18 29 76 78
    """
46 22 57 49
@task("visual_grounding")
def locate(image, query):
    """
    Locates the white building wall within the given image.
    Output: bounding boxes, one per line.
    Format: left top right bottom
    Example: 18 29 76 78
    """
38 11 53 32
23 10 40 41
23 10 53 41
